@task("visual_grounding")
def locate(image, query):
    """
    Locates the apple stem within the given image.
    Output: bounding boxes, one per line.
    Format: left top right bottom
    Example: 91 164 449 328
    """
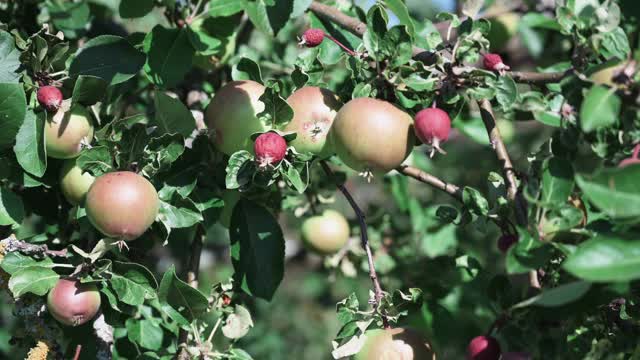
320 161 390 329
324 34 357 56
72 345 82 360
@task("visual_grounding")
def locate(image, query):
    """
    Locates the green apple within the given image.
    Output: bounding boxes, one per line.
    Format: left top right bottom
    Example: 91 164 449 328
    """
59 159 95 206
301 209 350 254
355 328 436 360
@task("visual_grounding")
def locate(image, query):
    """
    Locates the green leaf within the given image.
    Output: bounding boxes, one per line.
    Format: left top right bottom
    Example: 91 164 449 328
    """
225 151 254 190
109 261 158 306
47 1 90 38
512 281 591 308
541 157 574 204
119 0 154 19
245 0 294 36
575 166 640 219
0 188 24 226
158 199 203 229
153 92 196 137
70 35 145 85
208 0 245 17
0 31 21 83
506 233 554 274
71 75 108 106
0 252 55 275
8 266 59 297
229 198 285 301
144 26 196 88
600 27 630 60
384 0 415 36
462 186 489 216
495 76 518 112
126 318 164 351
563 234 640 282
158 265 208 321
76 146 113 177
232 58 263 83
13 111 46 177
580 85 620 133
257 86 293 127
0 83 27 149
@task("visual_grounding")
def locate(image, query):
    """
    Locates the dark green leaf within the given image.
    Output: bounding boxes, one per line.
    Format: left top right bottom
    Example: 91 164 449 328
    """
0 188 25 226
0 31 21 83
119 0 155 19
541 157 574 204
0 83 26 149
8 266 59 297
229 198 285 300
563 234 640 282
144 27 195 88
71 75 108 106
580 85 620 133
575 166 640 219
158 265 208 321
153 92 196 137
13 111 46 177
70 35 145 85
232 58 263 83
126 318 164 351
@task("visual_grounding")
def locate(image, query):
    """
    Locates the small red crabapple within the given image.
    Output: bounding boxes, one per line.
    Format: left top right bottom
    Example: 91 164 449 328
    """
414 107 451 157
618 144 640 168
254 132 287 168
467 335 501 360
300 28 325 47
483 53 510 73
497 234 518 253
37 86 63 112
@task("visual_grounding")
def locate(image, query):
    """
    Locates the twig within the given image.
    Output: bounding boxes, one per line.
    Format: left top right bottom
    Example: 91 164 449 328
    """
395 165 463 201
319 161 389 329
72 345 82 360
509 69 573 85
176 226 204 360
0 236 68 258
477 100 518 202
307 1 570 84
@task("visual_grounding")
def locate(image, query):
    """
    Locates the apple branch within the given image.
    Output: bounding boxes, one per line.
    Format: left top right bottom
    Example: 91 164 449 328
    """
307 1 569 84
396 165 463 201
0 235 68 258
176 226 204 360
320 161 389 329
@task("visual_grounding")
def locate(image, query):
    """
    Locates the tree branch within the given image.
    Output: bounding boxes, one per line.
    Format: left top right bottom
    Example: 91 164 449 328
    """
307 1 569 84
509 69 573 85
396 165 463 201
320 161 389 329
176 226 204 360
0 236 68 258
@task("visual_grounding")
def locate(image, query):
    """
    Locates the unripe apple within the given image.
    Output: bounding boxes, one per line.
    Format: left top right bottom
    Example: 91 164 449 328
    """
488 12 520 50
301 210 350 254
37 86 63 112
205 80 269 155
285 86 341 157
589 62 625 86
254 132 287 167
355 327 436 360
467 335 501 360
47 278 101 326
331 98 414 174
59 159 95 206
45 103 94 159
85 171 159 241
